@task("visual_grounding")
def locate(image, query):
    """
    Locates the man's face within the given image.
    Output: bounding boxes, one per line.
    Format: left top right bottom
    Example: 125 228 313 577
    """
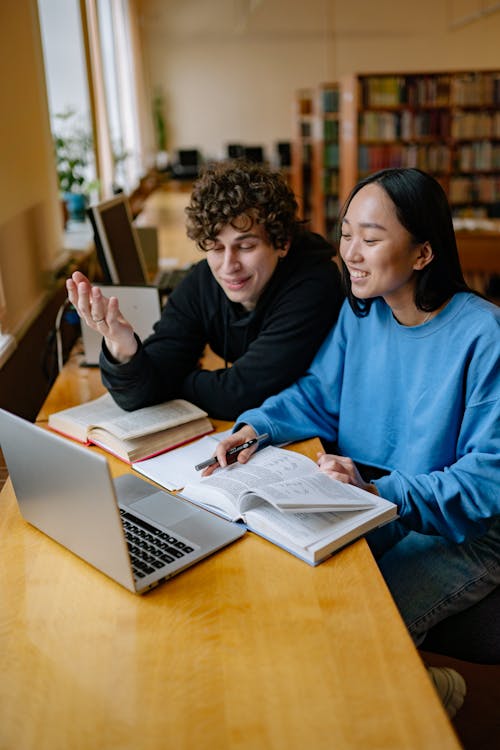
205 218 289 310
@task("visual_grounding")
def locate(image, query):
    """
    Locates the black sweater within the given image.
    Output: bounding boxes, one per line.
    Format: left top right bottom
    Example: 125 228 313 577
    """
100 230 343 420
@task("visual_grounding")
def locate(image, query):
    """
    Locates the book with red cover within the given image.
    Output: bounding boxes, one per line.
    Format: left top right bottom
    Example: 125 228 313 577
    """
48 393 213 463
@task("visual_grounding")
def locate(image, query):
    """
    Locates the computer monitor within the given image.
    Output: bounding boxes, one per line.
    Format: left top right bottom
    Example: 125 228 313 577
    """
171 149 202 179
178 149 200 168
87 194 148 285
277 142 291 168
243 146 265 163
227 144 245 159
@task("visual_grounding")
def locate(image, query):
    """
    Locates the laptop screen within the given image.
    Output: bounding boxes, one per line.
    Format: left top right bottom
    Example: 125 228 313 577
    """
88 195 148 285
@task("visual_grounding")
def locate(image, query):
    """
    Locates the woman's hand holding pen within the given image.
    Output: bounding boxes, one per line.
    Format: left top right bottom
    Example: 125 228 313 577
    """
66 271 138 363
201 425 258 477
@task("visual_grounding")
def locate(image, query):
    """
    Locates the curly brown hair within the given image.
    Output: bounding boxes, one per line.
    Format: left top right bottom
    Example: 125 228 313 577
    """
185 158 299 251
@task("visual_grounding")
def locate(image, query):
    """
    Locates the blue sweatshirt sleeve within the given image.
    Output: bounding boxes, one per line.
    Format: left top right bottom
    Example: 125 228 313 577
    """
236 312 346 444
374 336 500 543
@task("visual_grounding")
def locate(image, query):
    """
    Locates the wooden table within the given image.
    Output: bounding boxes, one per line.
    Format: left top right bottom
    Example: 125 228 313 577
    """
134 186 202 268
0 351 461 750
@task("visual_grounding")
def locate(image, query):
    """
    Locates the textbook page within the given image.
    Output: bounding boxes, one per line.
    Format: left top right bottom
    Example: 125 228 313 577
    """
133 431 232 490
89 396 208 439
180 446 377 519
48 394 118 443
49 393 209 441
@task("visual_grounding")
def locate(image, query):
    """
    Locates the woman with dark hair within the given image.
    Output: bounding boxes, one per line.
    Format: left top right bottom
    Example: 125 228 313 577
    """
340 167 468 315
67 159 343 420
210 167 500 716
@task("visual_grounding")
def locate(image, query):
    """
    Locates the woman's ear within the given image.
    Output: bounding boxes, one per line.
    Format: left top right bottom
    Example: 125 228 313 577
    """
413 241 434 271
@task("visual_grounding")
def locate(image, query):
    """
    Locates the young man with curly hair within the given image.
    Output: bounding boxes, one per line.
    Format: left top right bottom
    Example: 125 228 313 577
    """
67 159 343 419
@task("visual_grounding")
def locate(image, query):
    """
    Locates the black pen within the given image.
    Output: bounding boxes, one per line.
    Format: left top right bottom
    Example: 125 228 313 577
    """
194 433 269 471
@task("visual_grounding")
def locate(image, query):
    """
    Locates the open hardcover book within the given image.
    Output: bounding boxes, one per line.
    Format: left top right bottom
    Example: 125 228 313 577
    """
176 445 397 565
48 393 213 463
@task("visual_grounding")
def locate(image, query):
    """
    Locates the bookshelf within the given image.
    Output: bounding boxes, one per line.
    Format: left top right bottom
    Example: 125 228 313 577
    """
339 71 500 218
312 83 340 241
291 85 341 240
290 88 315 223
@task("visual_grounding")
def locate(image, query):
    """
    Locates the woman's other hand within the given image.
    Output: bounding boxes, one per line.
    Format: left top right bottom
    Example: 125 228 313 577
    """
316 452 379 495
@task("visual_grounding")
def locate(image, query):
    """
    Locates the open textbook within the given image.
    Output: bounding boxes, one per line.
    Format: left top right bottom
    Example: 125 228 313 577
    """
133 431 237 490
135 442 398 565
48 393 213 463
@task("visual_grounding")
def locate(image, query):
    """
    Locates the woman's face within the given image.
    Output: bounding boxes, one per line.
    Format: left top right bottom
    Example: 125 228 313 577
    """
340 183 428 310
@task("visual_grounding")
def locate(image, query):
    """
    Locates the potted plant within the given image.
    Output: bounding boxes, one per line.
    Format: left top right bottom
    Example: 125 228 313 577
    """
152 89 169 171
53 109 97 222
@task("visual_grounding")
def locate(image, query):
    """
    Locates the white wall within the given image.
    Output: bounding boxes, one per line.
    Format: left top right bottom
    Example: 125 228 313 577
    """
137 0 500 161
334 1 500 75
137 0 335 162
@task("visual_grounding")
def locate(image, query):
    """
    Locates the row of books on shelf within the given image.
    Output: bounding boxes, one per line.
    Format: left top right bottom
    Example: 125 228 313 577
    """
301 103 500 144
453 206 491 218
358 142 500 175
297 88 339 118
451 111 500 140
324 194 340 221
360 110 451 141
361 75 448 108
297 90 313 115
457 142 500 171
451 72 500 107
299 120 339 141
300 121 312 138
360 109 500 142
358 143 452 174
360 72 500 109
321 87 339 113
323 143 339 168
323 118 339 139
449 175 500 204
301 142 313 162
323 171 339 195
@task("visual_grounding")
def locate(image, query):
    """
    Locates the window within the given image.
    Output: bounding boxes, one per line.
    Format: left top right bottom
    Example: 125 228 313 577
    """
97 0 144 192
38 0 97 198
38 0 147 200
0 0 149 370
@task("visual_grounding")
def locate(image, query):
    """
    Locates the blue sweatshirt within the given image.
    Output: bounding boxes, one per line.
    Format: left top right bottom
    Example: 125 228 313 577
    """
238 293 500 543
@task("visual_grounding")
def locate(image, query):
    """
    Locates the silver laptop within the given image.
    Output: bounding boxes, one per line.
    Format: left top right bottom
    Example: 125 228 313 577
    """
0 409 245 594
81 285 161 366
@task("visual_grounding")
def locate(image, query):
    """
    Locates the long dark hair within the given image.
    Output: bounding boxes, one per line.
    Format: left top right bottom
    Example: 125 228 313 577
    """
338 168 470 316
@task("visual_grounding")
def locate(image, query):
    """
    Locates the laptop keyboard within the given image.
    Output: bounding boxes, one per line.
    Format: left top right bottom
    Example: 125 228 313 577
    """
120 509 195 579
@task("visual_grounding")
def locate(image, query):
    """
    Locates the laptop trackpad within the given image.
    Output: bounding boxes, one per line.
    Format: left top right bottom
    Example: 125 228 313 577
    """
115 473 198 526
130 493 198 526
